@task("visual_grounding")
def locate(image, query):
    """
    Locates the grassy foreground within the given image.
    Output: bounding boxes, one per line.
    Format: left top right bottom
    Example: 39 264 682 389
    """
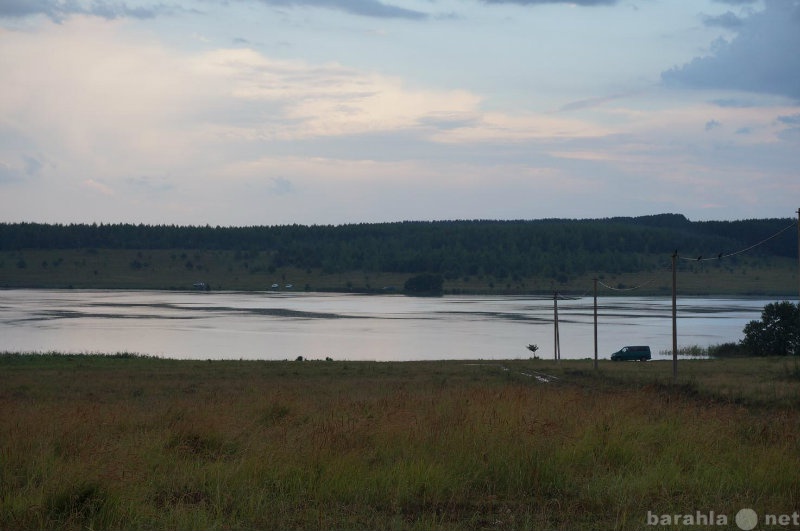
1 354 800 530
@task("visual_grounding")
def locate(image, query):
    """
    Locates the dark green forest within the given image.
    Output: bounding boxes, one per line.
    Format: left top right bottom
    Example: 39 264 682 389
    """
1 214 795 282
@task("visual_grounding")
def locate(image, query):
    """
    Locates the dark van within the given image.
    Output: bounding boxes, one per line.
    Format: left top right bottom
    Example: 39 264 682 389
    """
610 345 651 361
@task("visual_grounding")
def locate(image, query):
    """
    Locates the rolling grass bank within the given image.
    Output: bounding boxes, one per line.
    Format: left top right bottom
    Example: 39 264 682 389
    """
2 354 800 530
1 248 797 295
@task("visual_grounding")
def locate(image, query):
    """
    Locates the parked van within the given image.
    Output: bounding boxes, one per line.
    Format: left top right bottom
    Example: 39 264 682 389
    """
610 345 651 361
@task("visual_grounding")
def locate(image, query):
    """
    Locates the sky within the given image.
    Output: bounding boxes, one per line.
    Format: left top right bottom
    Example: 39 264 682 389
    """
1 0 799 226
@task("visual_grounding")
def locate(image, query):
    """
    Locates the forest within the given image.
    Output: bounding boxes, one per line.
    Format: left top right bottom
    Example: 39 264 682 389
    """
0 214 796 293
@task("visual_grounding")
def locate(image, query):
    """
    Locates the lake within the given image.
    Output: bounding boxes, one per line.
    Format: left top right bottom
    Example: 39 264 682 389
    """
0 289 782 361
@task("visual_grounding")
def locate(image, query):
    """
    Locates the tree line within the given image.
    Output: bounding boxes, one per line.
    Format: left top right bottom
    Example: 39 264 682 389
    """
0 214 795 282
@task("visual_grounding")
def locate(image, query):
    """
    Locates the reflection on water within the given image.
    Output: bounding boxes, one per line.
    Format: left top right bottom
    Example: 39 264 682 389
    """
0 289 778 361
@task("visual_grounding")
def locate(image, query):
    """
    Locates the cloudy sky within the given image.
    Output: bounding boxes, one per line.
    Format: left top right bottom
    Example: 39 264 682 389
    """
1 0 798 225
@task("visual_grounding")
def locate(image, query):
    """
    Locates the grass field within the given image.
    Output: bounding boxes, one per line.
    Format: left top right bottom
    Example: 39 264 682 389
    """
2 354 799 530
1 248 797 295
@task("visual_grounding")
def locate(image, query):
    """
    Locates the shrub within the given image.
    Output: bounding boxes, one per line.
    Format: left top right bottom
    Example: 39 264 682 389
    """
707 342 749 358
403 274 443 295
741 301 800 356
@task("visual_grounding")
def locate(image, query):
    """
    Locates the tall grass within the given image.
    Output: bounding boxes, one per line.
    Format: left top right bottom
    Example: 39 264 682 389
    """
659 343 750 359
659 344 711 357
1 354 799 529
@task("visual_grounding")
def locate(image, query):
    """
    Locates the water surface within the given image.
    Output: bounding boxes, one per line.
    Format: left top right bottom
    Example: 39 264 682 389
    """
0 289 777 360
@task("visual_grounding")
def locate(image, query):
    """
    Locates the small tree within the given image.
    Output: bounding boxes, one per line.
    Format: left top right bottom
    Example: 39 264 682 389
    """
403 274 443 295
741 301 800 356
527 344 540 359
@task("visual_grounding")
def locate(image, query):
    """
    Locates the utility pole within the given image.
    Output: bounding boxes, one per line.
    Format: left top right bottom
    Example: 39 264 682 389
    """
553 291 561 361
797 208 799 302
672 250 678 381
593 278 598 370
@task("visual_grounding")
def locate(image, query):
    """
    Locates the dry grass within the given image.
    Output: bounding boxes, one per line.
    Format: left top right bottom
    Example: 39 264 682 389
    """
1 354 799 530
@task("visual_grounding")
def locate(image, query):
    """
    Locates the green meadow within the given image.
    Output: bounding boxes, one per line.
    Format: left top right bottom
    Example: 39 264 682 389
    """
1 248 796 295
2 354 799 530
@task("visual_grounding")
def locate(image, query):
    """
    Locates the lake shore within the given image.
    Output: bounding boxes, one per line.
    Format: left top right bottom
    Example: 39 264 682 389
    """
2 354 799 530
2 248 797 296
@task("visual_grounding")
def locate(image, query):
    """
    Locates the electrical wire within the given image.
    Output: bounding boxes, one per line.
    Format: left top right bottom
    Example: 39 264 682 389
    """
594 260 673 292
593 221 795 292
597 278 656 292
542 220 795 296
678 222 795 262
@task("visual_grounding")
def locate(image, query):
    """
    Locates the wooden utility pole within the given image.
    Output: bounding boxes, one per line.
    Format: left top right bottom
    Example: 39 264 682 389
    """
593 278 598 370
797 208 799 302
553 291 561 361
672 250 678 381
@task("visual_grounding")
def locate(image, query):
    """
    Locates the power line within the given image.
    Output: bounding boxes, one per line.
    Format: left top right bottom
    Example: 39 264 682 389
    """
530 220 793 297
597 277 657 292
596 261 672 292
678 222 795 262
533 214 798 376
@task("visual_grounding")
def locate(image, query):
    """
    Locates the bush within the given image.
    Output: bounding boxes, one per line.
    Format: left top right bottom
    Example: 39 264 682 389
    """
741 301 800 356
707 342 749 358
403 274 443 295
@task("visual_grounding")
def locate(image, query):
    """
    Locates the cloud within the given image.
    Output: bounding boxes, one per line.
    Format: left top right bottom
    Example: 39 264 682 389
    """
0 0 430 21
428 111 612 143
4 17 598 179
125 176 174 194
1 17 608 217
777 113 800 125
254 0 428 19
417 115 479 131
83 178 115 196
0 17 226 190
86 2 172 20
0 154 46 183
269 177 295 195
705 119 722 131
662 1 800 100
0 0 177 22
702 11 743 29
23 155 45 177
193 47 484 140
3 7 797 225
480 0 617 5
777 127 800 141
557 92 635 113
0 160 19 183
777 113 800 140
710 98 756 108
0 0 60 18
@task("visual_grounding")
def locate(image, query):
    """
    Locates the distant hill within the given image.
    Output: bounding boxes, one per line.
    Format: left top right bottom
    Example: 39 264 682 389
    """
0 215 796 295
